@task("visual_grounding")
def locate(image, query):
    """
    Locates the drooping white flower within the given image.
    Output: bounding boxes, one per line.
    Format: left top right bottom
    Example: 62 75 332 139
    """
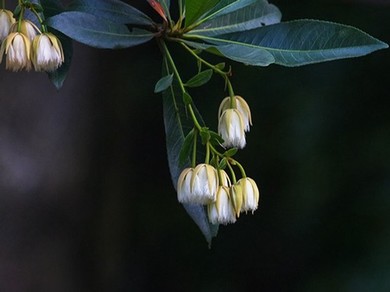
177 164 219 204
0 9 15 42
208 186 236 225
238 177 260 213
190 164 218 204
32 33 64 72
218 108 246 149
0 32 32 71
219 95 252 132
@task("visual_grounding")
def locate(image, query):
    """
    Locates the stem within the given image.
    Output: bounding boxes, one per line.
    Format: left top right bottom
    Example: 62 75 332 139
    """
227 161 237 184
31 7 47 32
178 0 183 24
209 143 224 158
162 41 203 134
1 0 5 9
187 103 202 131
205 142 210 164
230 159 247 178
227 79 236 108
192 128 197 168
161 41 186 93
17 7 24 32
181 42 227 76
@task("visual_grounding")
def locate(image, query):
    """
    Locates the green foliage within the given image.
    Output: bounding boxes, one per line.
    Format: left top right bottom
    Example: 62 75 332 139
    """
3 0 386 243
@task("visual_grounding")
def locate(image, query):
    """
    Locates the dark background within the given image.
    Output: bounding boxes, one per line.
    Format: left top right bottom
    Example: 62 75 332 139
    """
0 0 389 291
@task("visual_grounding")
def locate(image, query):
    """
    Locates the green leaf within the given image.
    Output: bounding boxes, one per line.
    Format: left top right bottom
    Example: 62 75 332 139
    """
39 0 64 17
223 148 238 157
179 129 195 166
162 58 218 245
183 40 275 66
46 11 154 49
185 69 213 87
202 0 257 22
154 74 173 93
68 0 154 26
195 20 388 67
189 0 281 37
185 0 221 26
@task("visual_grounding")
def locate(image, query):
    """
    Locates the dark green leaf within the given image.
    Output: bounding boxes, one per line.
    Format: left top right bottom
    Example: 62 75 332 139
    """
209 130 224 145
154 74 173 93
179 129 195 166
215 62 226 70
183 92 193 105
189 0 281 37
219 158 227 169
200 20 388 67
202 0 257 22
46 11 154 49
224 148 238 157
185 0 221 26
68 0 154 26
185 69 213 87
199 128 211 145
39 0 64 17
183 40 275 66
162 58 218 245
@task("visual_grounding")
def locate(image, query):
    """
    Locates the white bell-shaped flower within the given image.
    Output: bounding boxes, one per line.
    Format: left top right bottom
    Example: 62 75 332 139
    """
238 177 260 213
208 186 236 225
218 108 246 149
0 32 32 71
0 9 15 42
190 164 218 204
177 164 219 204
219 95 252 132
32 33 64 72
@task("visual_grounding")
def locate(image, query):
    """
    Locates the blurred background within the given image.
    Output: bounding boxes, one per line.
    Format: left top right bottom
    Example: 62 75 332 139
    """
0 0 389 291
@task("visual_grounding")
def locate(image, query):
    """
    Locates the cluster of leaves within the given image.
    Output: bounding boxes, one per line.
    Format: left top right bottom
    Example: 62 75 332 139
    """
30 0 387 243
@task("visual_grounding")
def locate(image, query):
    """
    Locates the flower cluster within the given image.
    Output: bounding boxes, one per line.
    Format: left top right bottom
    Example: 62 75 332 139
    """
177 94 259 225
0 10 64 72
177 164 259 225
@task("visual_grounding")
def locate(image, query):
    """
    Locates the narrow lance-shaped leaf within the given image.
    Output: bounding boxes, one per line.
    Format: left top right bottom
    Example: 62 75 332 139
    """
154 74 173 93
189 0 281 37
162 58 218 245
68 0 154 26
46 11 155 49
185 69 213 87
189 20 388 67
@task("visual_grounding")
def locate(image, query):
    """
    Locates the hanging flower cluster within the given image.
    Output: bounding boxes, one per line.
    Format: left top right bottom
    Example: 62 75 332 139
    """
0 4 63 72
176 91 260 225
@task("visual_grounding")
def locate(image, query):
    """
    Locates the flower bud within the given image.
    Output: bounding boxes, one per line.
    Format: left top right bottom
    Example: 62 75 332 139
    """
9 20 40 41
218 108 246 149
219 95 252 132
208 186 236 225
238 177 259 213
32 33 64 72
0 9 15 42
0 32 32 71
191 164 218 204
